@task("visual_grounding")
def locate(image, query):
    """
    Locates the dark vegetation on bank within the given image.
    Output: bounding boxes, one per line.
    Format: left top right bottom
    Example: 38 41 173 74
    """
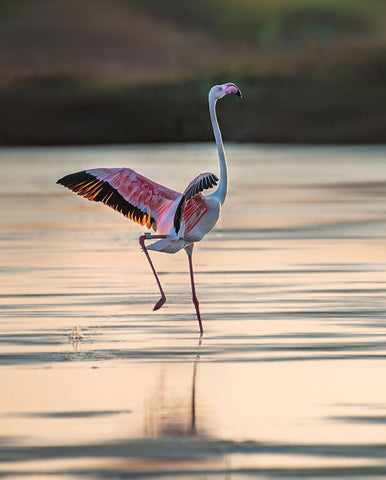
0 0 385 145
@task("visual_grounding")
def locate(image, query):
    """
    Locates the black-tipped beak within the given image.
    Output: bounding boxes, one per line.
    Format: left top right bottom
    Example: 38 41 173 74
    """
236 89 242 98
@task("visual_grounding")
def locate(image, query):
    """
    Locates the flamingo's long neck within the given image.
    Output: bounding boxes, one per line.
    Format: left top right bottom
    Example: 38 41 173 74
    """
209 95 227 205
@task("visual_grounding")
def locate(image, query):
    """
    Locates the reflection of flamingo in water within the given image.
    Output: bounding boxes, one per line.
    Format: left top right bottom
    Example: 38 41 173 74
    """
144 338 203 438
143 343 233 478
57 83 242 334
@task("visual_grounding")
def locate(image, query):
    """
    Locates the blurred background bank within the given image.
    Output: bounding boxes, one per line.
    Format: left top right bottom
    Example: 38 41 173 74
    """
0 0 385 145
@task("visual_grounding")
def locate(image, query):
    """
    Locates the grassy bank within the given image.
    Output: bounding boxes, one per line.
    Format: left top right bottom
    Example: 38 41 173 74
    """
1 49 385 145
0 0 385 145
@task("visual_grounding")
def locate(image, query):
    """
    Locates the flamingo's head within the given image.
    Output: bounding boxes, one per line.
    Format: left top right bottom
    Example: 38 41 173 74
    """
209 82 242 101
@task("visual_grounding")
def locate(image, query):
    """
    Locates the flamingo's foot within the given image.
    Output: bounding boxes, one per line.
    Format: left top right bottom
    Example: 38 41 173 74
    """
153 296 166 311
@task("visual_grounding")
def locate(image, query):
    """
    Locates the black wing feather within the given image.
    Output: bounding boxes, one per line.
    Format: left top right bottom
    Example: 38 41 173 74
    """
57 171 156 229
174 172 219 234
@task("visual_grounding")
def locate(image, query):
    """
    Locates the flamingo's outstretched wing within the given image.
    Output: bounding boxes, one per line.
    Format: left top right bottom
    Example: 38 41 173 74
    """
174 172 218 233
57 168 180 230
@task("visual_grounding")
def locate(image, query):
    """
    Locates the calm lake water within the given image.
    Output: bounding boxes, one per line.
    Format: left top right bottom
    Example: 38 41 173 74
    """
1 144 386 479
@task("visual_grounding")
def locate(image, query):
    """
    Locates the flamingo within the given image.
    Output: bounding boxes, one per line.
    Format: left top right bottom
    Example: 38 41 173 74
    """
57 82 242 334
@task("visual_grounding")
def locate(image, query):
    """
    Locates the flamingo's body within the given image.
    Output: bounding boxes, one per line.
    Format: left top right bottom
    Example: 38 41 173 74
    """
58 82 242 334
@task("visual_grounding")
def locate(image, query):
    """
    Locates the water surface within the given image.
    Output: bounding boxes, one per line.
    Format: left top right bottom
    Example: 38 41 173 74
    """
1 144 386 479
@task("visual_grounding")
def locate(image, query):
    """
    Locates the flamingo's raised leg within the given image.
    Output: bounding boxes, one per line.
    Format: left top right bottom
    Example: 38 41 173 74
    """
185 244 203 335
139 234 168 311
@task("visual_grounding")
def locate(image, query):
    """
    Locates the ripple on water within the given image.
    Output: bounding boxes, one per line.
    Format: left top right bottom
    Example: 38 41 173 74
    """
1 145 386 479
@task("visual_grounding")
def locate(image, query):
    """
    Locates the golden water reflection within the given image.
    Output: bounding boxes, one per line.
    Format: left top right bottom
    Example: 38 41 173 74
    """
0 145 386 478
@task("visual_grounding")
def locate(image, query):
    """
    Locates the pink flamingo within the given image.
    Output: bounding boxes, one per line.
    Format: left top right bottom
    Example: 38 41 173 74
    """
57 83 242 334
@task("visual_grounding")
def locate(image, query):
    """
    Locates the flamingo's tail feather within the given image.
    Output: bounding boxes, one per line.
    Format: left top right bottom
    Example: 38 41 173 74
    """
147 238 188 254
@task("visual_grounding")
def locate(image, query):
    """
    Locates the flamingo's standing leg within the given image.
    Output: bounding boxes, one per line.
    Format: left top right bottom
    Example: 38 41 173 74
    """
185 244 203 335
139 234 168 311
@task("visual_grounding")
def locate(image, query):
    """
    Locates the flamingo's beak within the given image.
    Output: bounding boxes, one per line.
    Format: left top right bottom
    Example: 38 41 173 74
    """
222 83 243 98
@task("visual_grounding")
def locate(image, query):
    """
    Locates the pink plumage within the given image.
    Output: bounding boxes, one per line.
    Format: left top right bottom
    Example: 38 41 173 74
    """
86 167 180 231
